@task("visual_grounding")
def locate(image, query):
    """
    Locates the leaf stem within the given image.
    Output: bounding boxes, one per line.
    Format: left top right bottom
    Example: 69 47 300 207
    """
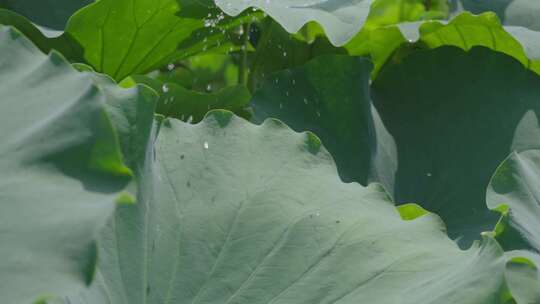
238 23 250 85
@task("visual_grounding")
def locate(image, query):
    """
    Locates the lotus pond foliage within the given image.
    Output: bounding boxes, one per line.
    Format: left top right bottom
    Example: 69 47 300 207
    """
1 0 540 303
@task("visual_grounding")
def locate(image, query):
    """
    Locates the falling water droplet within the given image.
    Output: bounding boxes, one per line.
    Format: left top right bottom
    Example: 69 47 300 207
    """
303 98 308 104
426 172 432 177
162 84 169 93
167 63 175 71
204 141 209 149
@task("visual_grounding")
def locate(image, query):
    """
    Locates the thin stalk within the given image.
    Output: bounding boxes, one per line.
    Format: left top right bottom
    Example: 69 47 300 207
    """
238 23 250 85
425 0 432 11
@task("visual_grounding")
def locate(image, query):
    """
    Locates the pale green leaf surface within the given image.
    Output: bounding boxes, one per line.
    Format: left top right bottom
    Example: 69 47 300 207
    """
487 150 540 252
215 0 373 46
62 110 514 304
0 26 140 303
504 250 540 304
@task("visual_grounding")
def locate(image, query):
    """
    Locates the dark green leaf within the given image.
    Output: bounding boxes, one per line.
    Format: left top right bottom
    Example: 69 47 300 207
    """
252 48 540 244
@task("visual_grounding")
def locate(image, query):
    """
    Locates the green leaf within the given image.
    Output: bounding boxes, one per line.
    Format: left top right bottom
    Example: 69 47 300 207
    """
248 18 346 92
251 47 540 244
487 150 540 252
153 54 240 92
0 25 153 303
65 110 513 304
346 12 540 77
133 75 252 122
215 0 373 46
252 55 375 185
0 0 255 81
0 0 91 33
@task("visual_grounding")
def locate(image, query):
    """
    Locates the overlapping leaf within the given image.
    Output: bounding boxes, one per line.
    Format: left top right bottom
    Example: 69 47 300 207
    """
0 26 155 303
346 12 540 76
133 74 251 122
488 150 540 252
451 0 540 31
215 0 373 46
55 108 519 304
0 0 255 81
252 47 540 245
0 0 91 33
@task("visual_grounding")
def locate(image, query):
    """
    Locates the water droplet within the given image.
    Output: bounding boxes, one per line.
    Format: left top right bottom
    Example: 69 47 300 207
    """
162 84 169 93
303 98 308 104
426 172 432 177
285 91 289 96
283 51 287 57
204 141 209 149
292 79 296 85
279 103 283 109
206 83 212 91
167 63 175 70
316 111 321 117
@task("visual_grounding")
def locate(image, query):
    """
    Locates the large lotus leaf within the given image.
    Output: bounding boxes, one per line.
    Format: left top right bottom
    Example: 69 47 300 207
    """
0 0 91 34
346 12 540 77
487 150 540 252
451 0 540 31
58 109 517 304
251 48 540 244
0 25 151 303
215 0 373 46
0 0 255 81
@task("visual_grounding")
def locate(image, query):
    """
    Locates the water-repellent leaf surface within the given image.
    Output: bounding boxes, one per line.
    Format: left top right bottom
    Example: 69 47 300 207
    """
61 110 517 304
215 0 373 46
488 150 540 252
0 26 144 303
